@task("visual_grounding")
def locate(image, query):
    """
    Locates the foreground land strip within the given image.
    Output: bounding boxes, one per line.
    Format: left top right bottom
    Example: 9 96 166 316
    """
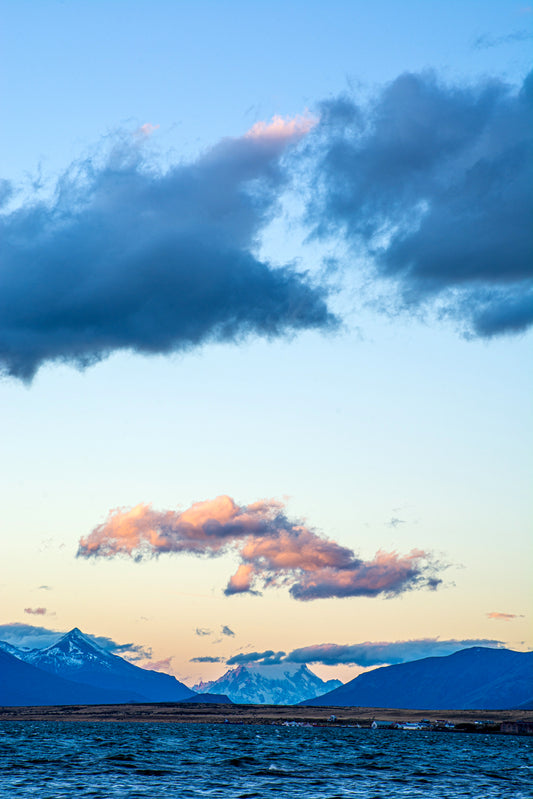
1 703 532 732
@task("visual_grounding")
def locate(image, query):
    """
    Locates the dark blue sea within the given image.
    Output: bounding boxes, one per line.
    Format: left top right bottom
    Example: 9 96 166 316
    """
0 721 531 797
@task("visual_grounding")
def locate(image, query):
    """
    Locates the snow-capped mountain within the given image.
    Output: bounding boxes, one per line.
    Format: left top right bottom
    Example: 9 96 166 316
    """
0 639 27 658
11 627 196 702
193 662 342 705
0 647 141 706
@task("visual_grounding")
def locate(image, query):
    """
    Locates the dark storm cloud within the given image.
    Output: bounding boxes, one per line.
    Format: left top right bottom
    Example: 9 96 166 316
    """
283 638 504 666
306 70 533 337
0 118 335 381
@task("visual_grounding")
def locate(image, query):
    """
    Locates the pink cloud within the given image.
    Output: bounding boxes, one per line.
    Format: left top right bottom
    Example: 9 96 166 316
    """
24 607 49 616
486 611 523 621
78 496 444 601
134 122 160 138
139 657 174 673
245 113 316 143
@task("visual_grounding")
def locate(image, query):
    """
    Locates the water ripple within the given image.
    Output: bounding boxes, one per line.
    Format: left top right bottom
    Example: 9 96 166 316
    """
0 721 531 798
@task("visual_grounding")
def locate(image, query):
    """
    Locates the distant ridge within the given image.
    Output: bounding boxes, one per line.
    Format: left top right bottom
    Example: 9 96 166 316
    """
180 693 233 704
301 647 533 710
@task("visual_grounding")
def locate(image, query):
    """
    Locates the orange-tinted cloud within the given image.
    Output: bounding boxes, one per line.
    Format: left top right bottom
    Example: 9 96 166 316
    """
140 657 174 673
78 496 443 601
245 113 316 143
486 611 523 621
135 122 160 138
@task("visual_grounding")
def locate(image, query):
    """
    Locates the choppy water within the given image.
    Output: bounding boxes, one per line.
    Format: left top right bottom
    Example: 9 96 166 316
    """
0 721 531 798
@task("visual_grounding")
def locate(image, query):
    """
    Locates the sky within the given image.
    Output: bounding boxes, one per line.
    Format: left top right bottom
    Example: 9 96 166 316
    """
0 0 531 686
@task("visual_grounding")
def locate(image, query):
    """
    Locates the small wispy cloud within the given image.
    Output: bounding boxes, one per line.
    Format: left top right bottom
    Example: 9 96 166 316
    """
134 122 160 138
221 625 235 637
245 113 316 142
190 656 224 663
139 656 173 672
195 628 212 637
473 30 532 49
23 607 51 616
387 517 406 528
486 611 523 621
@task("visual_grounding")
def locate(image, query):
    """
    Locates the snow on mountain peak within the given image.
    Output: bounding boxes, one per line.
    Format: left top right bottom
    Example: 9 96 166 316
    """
193 661 342 705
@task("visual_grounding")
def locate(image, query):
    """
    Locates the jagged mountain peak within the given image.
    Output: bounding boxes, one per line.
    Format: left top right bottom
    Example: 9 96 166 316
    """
194 661 342 705
14 625 196 702
39 627 114 664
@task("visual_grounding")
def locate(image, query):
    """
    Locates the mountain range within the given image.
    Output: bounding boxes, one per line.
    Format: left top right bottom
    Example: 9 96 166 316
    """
193 662 342 704
301 647 533 710
1 632 531 710
0 628 197 706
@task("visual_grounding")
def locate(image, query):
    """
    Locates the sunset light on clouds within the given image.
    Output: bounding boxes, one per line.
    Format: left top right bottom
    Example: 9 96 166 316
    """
78 496 442 600
0 0 530 689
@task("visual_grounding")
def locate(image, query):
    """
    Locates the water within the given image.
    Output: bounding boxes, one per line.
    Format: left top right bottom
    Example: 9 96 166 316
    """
0 721 531 797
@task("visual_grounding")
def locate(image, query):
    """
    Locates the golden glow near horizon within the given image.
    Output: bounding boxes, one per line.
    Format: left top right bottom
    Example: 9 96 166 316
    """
0 1 531 691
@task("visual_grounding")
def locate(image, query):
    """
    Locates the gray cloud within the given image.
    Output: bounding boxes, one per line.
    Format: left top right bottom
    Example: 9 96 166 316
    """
473 30 533 49
0 623 62 650
306 70 533 338
226 649 286 666
0 622 151 660
221 625 235 637
195 628 212 637
190 656 224 663
387 517 406 528
0 120 335 381
284 638 504 667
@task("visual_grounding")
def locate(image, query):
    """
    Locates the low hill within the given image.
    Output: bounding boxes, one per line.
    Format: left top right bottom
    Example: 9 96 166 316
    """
301 647 533 710
180 693 233 704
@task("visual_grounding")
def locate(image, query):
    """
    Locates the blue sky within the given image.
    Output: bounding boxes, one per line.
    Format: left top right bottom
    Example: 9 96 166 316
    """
0 0 531 684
